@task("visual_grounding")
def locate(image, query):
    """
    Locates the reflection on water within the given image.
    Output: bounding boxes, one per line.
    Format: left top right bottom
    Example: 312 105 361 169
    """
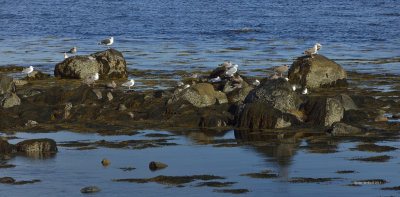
1 130 399 196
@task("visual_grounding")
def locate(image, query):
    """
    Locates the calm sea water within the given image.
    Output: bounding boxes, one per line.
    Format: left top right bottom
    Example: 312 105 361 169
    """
1 0 400 77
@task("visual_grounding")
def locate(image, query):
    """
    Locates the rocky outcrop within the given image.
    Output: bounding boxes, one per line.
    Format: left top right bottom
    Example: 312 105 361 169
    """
54 49 127 79
244 78 301 113
304 96 344 127
288 54 347 89
0 93 21 108
0 75 15 94
16 138 57 153
24 70 50 80
170 83 223 108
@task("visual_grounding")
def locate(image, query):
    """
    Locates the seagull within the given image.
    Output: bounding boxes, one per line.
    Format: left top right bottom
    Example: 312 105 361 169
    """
269 72 279 79
121 79 135 89
225 64 238 77
99 37 114 48
252 79 260 86
183 84 190 89
302 88 308 95
92 73 99 81
22 66 34 75
292 85 296 91
219 61 232 68
274 64 288 77
316 43 322 53
64 52 68 59
82 73 99 87
67 45 77 54
303 43 319 57
209 76 221 83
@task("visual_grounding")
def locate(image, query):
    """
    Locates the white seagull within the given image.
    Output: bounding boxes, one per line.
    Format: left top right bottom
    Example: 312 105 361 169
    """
64 52 69 59
292 85 296 91
303 43 319 57
99 37 114 48
92 73 99 81
225 64 238 77
252 79 260 86
122 79 135 89
68 45 77 54
302 88 308 95
22 66 34 75
209 76 221 83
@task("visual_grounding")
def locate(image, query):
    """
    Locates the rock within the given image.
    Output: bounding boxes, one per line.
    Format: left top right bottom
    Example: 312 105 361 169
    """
334 94 358 111
304 96 344 127
0 139 16 154
101 158 111 166
80 186 101 193
227 87 253 103
374 115 388 122
0 75 15 94
117 104 127 111
0 177 15 184
288 54 347 89
13 79 28 86
149 161 168 171
25 70 50 80
16 138 58 153
0 93 21 108
328 122 363 136
106 92 113 101
236 102 299 129
244 78 301 113
25 120 38 127
171 83 217 108
105 81 117 89
214 91 228 104
92 89 102 99
54 49 127 79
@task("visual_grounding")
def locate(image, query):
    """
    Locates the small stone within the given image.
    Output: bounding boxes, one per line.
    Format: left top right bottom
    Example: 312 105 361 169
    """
374 115 388 122
0 177 15 184
149 161 168 171
25 120 38 127
107 92 113 101
117 104 127 111
80 186 101 193
127 112 134 119
101 158 111 166
1 93 21 108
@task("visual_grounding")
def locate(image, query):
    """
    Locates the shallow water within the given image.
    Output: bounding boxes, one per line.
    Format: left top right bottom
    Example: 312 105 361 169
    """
1 131 399 196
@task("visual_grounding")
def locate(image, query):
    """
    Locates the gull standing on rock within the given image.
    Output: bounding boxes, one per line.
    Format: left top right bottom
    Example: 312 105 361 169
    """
219 61 232 68
225 64 238 77
302 88 308 95
316 43 322 53
122 79 135 89
64 52 69 59
209 76 221 83
274 64 288 77
252 79 260 86
22 66 34 75
303 43 319 58
99 37 114 48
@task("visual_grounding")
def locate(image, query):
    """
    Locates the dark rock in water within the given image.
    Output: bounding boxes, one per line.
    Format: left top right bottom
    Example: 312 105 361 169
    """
288 54 347 89
328 122 363 136
24 70 50 80
54 49 127 79
0 139 16 154
244 78 301 113
236 102 300 129
0 93 21 108
0 75 15 94
80 186 101 193
149 161 168 171
303 96 344 127
0 177 15 184
16 138 58 153
334 94 358 111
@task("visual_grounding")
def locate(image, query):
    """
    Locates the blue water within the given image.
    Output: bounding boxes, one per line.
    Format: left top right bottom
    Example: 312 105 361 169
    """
1 0 400 78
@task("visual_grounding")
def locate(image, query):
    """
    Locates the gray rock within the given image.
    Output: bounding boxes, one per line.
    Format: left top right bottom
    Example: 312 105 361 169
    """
305 97 344 127
328 122 362 136
288 54 347 89
227 86 253 103
215 91 228 104
1 93 21 108
54 49 127 79
334 94 358 111
171 83 217 108
16 138 58 153
0 75 15 94
80 186 101 193
117 104 127 111
244 78 301 113
106 92 113 101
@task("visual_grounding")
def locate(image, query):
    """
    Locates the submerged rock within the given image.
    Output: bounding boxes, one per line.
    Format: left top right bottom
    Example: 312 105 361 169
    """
16 138 57 153
54 49 127 79
0 177 15 184
149 161 168 171
80 186 101 193
288 54 347 89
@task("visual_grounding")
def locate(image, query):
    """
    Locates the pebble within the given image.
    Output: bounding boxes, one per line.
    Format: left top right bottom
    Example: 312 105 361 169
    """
149 161 168 171
101 158 111 166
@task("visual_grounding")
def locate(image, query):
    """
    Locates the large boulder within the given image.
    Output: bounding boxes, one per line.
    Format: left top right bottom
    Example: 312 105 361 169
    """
170 83 223 108
304 96 344 127
0 93 21 108
288 54 347 89
0 75 15 94
244 78 301 113
16 138 57 153
54 49 127 79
